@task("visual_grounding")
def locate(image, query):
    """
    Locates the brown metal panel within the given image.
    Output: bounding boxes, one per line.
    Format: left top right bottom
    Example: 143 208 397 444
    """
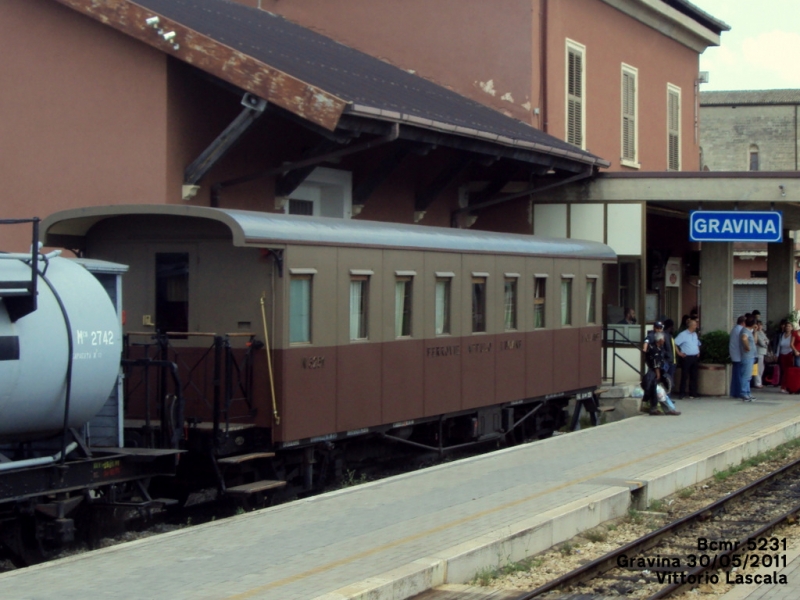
382 340 424 424
275 346 337 442
336 343 382 432
461 335 496 410
52 0 346 130
494 332 526 403
552 328 580 392
579 326 603 388
423 338 461 416
526 329 554 398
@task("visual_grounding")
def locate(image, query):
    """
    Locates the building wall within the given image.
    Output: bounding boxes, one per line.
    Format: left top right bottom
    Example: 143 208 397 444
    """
0 0 169 251
253 0 706 173
552 0 702 172
700 104 800 172
254 0 537 126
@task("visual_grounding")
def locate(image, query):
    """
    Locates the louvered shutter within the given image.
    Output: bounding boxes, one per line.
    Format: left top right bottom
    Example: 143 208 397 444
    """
567 49 583 147
622 71 636 161
668 89 680 171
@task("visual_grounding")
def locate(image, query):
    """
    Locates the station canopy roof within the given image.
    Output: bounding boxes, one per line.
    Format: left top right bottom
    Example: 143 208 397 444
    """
54 0 609 172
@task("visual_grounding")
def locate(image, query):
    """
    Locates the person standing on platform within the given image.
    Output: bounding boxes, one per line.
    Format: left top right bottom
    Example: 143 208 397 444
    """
729 316 746 399
739 316 757 401
662 319 678 381
753 321 768 389
674 318 701 399
774 320 794 393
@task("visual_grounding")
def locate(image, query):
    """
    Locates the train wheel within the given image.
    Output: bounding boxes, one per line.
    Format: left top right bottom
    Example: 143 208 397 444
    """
0 515 62 567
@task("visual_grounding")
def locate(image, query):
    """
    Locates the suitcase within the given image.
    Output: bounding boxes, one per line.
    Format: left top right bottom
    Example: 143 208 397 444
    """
764 364 780 386
785 366 800 393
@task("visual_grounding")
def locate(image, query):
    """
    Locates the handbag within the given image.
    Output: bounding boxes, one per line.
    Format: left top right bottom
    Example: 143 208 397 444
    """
765 351 778 365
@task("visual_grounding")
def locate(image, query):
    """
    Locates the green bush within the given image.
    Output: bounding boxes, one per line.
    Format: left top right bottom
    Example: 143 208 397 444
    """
700 329 730 364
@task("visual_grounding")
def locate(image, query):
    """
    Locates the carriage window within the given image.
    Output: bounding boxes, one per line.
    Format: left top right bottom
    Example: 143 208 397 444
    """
349 276 369 340
395 277 413 337
534 277 547 329
155 253 189 337
472 277 487 333
586 278 597 324
290 276 312 343
435 278 451 335
561 278 573 326
504 278 518 331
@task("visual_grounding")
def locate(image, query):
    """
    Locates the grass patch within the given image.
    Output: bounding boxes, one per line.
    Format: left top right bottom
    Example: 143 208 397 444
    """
624 508 643 525
713 437 800 482
340 469 369 488
678 487 694 499
560 542 575 555
471 558 538 586
584 528 607 543
606 523 618 531
648 498 666 512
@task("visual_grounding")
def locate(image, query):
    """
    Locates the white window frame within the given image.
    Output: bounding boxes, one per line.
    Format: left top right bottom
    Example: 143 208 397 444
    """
667 84 681 171
503 274 519 331
435 274 453 336
289 274 313 344
565 39 586 150
620 64 639 168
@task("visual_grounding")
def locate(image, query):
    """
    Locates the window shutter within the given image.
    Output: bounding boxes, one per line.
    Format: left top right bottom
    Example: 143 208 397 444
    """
667 88 680 171
622 71 636 161
567 49 583 147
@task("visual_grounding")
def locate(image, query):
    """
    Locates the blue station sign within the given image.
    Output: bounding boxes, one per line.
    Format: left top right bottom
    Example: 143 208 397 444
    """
689 210 782 243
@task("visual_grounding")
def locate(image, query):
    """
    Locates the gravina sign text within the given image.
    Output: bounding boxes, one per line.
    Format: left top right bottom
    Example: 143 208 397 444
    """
689 211 782 243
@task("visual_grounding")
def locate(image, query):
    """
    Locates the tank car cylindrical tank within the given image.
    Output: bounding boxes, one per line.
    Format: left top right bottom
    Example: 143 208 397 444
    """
0 256 121 441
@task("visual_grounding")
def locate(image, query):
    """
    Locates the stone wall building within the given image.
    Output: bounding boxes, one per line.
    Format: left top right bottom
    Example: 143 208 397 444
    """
700 90 800 324
700 90 800 172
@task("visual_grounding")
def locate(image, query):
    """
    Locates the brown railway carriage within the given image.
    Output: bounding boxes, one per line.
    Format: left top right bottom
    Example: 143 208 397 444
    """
43 205 615 456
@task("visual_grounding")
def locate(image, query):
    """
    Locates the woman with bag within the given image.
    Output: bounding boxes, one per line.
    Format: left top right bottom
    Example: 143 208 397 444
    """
753 321 769 388
773 320 794 393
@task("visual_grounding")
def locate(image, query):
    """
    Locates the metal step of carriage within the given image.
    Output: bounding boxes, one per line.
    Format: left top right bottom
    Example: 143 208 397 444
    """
0 280 34 297
216 452 286 497
225 479 287 497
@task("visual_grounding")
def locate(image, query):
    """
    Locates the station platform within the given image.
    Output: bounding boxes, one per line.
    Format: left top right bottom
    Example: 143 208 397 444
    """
2 389 800 600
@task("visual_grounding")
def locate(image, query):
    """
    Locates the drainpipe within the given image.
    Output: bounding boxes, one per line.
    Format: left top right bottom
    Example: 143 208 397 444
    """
539 0 549 133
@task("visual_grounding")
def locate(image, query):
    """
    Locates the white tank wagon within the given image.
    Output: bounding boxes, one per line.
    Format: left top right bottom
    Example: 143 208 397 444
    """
0 253 121 442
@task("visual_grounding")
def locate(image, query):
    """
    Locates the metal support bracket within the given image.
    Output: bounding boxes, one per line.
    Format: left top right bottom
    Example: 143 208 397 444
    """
183 93 268 190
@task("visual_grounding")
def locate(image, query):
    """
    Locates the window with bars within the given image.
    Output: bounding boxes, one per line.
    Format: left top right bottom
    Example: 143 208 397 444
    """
289 275 312 343
667 85 681 171
534 277 546 329
561 278 573 326
586 278 597 324
621 65 637 165
435 278 452 335
349 276 369 340
566 41 585 148
504 278 518 331
395 277 413 338
472 277 487 333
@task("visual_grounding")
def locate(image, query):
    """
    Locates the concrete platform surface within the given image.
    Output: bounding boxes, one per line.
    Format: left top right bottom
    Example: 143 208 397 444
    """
2 390 800 600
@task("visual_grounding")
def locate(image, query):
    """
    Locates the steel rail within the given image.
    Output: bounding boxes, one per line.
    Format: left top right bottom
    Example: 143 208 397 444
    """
516 453 800 600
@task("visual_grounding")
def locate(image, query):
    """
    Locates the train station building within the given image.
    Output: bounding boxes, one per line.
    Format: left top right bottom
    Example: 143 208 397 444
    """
2 0 800 378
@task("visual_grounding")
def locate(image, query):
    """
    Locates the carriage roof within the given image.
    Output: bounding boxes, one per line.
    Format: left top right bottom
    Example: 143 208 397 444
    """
42 205 616 260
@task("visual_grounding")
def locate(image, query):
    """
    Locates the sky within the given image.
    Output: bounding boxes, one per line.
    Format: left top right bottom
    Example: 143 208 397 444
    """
691 0 800 91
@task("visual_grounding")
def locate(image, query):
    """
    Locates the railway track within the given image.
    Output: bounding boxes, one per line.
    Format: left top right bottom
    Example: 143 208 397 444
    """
514 455 800 600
